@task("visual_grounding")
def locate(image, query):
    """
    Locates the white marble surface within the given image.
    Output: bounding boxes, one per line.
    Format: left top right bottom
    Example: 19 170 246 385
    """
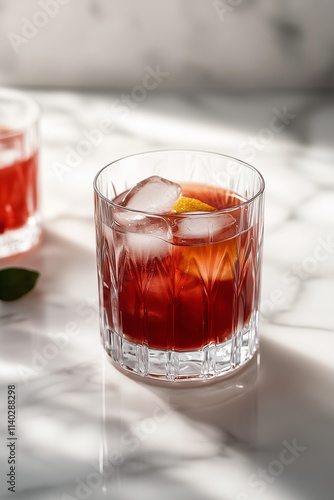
0 89 334 500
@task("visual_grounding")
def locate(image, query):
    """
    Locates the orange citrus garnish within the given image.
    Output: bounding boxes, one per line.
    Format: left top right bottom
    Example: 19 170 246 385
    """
171 196 216 214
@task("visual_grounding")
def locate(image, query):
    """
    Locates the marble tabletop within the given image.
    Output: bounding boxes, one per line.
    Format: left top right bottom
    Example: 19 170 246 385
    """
0 89 334 500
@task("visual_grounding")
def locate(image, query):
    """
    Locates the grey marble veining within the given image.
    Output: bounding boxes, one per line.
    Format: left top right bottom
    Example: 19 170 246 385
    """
0 89 334 500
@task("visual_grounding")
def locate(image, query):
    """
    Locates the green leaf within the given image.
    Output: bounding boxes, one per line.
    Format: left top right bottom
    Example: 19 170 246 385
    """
0 268 39 301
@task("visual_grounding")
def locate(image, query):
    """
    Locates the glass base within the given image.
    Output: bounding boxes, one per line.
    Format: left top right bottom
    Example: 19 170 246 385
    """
103 321 258 382
0 215 41 259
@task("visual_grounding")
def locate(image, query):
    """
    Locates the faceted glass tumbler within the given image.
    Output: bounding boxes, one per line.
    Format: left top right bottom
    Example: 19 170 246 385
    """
0 88 41 258
94 150 265 382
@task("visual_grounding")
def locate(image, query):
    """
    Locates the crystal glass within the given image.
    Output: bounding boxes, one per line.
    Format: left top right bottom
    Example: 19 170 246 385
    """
0 88 41 258
94 150 265 382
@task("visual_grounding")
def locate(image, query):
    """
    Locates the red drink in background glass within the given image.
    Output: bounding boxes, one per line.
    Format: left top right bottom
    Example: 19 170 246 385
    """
0 89 41 258
0 131 38 234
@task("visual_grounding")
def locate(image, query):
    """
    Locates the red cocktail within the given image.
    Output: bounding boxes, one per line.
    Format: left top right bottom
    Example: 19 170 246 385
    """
0 133 38 234
103 183 257 351
0 90 41 258
94 151 264 381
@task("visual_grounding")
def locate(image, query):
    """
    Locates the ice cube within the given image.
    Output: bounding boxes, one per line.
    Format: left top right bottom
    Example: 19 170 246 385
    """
103 221 170 258
111 176 177 257
113 206 145 228
126 231 171 258
121 176 182 214
173 213 236 244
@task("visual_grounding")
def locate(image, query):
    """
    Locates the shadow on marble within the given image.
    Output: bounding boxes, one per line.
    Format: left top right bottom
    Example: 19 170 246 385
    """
111 335 334 500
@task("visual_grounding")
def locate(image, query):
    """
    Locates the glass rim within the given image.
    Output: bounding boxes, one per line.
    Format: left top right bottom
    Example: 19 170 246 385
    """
0 87 40 139
93 149 265 217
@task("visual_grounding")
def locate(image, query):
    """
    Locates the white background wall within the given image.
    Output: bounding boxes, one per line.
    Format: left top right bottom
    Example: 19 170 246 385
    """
1 0 334 89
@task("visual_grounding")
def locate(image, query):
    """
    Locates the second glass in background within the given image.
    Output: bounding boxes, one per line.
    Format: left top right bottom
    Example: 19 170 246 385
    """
0 88 41 258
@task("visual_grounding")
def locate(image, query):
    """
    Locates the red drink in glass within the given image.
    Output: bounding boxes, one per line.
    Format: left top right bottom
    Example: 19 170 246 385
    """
0 90 41 258
94 151 264 381
102 184 257 351
0 133 38 234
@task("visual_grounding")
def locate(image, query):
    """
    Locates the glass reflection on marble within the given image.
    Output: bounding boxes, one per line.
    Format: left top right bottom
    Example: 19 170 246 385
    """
99 353 259 498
